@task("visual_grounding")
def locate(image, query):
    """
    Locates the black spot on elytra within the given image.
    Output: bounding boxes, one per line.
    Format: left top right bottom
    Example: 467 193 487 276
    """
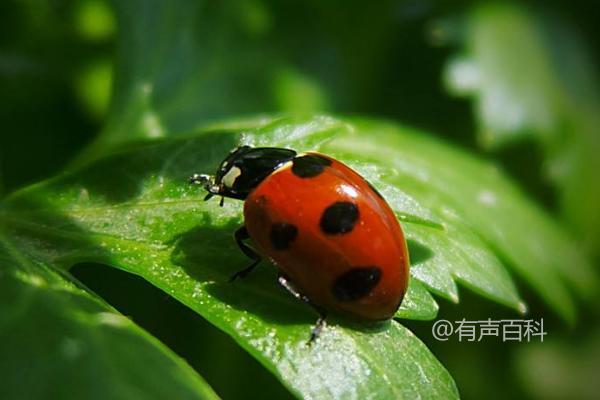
270 223 298 250
291 154 332 178
320 201 359 234
366 180 385 200
332 267 382 301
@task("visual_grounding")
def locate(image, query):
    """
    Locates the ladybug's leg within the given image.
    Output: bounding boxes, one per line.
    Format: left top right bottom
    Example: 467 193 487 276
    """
308 316 327 345
230 225 261 282
277 274 327 345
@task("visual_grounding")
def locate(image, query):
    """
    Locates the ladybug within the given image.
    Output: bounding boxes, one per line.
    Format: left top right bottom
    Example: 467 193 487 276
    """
190 146 409 342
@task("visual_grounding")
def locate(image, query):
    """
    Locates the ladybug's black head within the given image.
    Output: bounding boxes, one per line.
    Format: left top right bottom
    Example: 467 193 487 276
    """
190 145 297 203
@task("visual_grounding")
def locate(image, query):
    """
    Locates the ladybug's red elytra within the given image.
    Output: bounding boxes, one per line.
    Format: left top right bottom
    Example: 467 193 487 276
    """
190 146 410 342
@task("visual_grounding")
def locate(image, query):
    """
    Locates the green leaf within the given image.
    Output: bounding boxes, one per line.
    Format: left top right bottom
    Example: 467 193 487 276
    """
2 115 594 398
444 3 600 255
0 116 465 399
78 0 398 163
0 235 218 400
81 0 286 161
396 279 438 321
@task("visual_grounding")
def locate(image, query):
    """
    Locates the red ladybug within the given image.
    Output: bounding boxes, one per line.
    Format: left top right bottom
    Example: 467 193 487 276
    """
190 146 409 342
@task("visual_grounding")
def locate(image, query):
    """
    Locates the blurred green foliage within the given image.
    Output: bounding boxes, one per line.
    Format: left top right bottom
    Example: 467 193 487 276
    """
445 3 600 258
1 0 599 399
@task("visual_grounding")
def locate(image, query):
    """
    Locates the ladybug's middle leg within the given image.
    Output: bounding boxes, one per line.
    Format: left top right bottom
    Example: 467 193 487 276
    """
230 225 261 282
278 274 327 345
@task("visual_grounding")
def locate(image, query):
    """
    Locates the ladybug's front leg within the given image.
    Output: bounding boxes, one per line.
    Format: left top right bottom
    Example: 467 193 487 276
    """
230 225 261 282
277 274 327 345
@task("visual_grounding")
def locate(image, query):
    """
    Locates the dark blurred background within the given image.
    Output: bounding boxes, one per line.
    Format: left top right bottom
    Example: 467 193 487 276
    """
1 1 598 399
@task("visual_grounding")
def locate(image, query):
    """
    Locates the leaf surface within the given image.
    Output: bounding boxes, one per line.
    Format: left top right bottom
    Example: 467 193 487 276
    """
0 235 218 400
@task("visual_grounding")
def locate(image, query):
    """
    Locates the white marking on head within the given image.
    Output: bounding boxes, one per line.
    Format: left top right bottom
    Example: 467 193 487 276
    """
222 166 242 188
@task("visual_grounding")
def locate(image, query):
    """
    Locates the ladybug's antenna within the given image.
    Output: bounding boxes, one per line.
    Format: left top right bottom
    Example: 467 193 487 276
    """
189 173 220 201
189 173 211 186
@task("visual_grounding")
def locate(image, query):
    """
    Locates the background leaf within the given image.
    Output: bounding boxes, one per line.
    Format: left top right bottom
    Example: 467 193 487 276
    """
444 3 600 257
78 0 467 163
0 237 218 400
